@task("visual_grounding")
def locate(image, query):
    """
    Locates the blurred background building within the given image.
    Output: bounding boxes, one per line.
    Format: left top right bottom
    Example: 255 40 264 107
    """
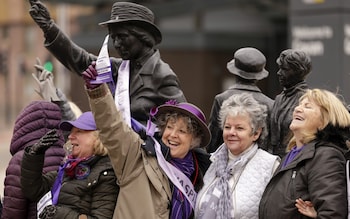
0 0 288 129
1 0 350 131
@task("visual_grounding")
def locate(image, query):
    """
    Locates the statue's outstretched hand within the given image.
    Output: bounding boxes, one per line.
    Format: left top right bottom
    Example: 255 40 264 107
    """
28 0 52 32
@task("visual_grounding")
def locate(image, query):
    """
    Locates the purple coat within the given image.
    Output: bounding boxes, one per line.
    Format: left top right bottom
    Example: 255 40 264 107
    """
1 101 66 219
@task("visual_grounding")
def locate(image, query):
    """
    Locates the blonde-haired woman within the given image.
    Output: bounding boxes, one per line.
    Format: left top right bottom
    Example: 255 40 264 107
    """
259 89 350 219
21 112 118 219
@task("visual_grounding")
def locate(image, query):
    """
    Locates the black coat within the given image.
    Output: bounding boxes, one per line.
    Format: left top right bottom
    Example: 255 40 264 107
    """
21 151 119 219
259 125 350 219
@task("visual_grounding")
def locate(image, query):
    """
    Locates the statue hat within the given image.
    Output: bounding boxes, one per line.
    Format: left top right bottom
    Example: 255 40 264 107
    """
99 2 162 44
227 47 269 80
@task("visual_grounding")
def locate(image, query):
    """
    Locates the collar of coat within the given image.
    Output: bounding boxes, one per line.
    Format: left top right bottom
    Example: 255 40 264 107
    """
315 124 350 151
276 124 350 173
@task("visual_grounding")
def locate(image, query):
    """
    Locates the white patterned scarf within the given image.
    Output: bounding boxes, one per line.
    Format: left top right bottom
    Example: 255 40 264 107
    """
197 144 258 219
115 60 131 127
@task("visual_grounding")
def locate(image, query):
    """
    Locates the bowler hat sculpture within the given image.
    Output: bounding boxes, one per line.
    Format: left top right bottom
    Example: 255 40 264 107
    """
227 47 269 80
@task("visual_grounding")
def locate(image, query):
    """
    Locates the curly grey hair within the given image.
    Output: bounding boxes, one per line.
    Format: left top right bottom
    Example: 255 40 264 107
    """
156 112 203 148
219 93 268 145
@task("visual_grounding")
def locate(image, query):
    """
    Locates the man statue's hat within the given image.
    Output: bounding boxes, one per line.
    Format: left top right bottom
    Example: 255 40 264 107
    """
227 47 269 80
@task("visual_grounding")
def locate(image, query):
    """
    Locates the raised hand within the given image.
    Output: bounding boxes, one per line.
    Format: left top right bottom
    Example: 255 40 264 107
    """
29 129 60 155
32 57 60 101
82 61 100 89
28 0 52 33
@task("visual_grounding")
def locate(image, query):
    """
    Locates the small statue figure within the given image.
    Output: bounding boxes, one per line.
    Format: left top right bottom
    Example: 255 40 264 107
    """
270 49 312 157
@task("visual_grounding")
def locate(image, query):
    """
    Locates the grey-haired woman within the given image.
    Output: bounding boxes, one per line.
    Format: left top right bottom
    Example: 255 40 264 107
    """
196 93 280 219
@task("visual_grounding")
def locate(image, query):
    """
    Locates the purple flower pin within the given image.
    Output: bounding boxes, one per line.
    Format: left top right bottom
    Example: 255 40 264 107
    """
165 99 178 106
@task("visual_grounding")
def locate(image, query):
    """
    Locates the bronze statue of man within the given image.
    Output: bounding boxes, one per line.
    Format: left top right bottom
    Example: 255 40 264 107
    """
28 0 187 125
207 47 273 153
270 49 312 157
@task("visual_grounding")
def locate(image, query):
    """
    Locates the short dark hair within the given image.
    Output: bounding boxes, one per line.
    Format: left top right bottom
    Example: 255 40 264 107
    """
277 49 312 78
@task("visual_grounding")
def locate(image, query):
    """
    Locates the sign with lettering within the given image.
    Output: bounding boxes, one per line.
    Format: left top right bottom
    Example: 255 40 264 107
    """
290 11 350 103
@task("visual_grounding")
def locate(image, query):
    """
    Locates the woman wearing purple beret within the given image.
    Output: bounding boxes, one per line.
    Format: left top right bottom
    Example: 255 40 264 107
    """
82 68 211 218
